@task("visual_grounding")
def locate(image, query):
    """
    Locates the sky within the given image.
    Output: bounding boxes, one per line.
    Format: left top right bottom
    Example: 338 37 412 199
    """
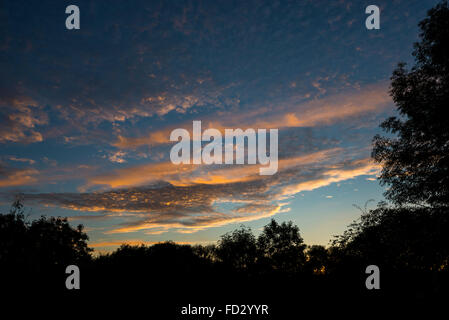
0 0 440 252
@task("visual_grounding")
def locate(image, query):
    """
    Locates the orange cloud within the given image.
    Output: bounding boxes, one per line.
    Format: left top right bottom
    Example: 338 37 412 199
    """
113 129 171 149
107 202 286 234
186 148 342 185
84 148 343 189
0 167 39 187
233 83 391 129
24 155 379 235
110 83 391 149
85 162 196 189
0 96 47 143
280 158 380 197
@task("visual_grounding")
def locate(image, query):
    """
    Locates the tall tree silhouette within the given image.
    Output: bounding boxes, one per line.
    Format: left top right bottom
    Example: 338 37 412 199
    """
215 226 257 271
257 219 306 273
372 1 449 207
329 2 449 299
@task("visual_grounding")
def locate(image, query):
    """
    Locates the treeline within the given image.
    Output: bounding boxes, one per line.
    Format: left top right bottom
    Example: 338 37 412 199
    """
91 205 449 294
1 199 448 304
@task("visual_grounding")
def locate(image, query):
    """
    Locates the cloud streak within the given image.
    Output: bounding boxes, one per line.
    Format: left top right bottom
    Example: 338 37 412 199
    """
111 83 391 149
22 152 379 234
0 163 39 188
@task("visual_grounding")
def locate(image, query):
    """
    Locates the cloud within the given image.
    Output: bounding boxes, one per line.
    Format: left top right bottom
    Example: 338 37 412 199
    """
141 94 211 116
225 82 391 129
82 148 342 189
22 152 379 234
279 158 380 197
113 129 172 149
0 95 47 144
108 151 127 163
0 163 39 187
7 156 36 165
111 83 391 149
23 179 277 234
84 162 197 189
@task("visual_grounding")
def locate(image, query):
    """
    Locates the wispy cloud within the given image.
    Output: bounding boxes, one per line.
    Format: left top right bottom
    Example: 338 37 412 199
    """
108 151 127 164
23 153 379 234
111 83 391 149
0 164 39 187
7 156 36 165
279 159 380 197
0 95 47 144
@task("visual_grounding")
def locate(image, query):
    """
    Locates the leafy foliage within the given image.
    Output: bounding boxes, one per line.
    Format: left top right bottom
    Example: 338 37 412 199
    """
215 226 258 271
372 1 449 207
257 219 306 273
0 199 92 288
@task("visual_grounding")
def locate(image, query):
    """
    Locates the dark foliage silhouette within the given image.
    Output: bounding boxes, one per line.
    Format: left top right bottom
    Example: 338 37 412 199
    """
257 219 306 274
215 226 257 271
331 204 449 299
0 198 92 290
305 245 329 275
372 1 449 207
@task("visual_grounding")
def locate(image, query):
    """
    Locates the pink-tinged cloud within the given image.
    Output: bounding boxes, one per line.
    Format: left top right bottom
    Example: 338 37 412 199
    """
0 165 39 187
85 162 197 189
23 150 379 235
280 158 380 197
84 148 342 189
0 96 47 144
110 83 391 149
225 82 391 129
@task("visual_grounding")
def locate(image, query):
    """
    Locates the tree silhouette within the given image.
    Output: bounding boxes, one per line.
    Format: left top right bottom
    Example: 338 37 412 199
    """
0 199 92 290
0 199 28 272
215 226 257 271
372 1 449 207
257 219 306 273
332 204 449 271
305 245 329 275
192 244 216 261
326 4 449 300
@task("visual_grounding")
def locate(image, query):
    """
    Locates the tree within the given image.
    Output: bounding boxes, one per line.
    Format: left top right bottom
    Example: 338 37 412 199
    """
0 198 28 269
257 219 306 273
305 245 329 275
192 244 216 261
372 1 449 207
215 226 257 271
331 204 449 273
27 216 92 268
0 200 92 289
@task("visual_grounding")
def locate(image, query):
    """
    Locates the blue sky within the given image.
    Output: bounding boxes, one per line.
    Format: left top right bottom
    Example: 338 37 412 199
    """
0 0 440 252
